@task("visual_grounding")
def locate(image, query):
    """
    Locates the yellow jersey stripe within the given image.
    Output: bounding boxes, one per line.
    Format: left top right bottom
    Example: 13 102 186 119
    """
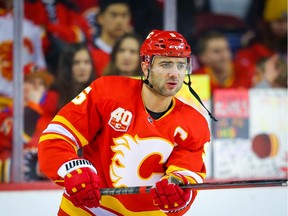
39 134 78 153
60 195 165 216
158 97 176 120
101 196 165 215
53 115 89 146
60 196 92 216
166 165 205 183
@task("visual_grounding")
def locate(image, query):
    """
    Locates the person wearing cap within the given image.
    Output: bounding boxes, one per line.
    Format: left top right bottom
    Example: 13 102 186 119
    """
38 29 211 215
0 63 54 182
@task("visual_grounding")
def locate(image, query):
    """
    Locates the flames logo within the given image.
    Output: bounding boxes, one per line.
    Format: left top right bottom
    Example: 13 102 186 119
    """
110 134 174 187
0 38 34 81
0 41 13 81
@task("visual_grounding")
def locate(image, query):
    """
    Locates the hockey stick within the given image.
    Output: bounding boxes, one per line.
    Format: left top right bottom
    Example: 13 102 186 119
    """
100 179 287 196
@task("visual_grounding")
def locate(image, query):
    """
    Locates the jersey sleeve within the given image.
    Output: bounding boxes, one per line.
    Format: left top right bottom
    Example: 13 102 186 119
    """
166 111 210 184
38 80 102 185
165 111 210 208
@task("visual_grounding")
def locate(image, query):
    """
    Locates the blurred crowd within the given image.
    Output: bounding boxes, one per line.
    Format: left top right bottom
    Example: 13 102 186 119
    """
0 0 287 182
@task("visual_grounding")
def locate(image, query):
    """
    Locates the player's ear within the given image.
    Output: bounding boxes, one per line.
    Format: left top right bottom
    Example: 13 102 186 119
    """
141 62 149 77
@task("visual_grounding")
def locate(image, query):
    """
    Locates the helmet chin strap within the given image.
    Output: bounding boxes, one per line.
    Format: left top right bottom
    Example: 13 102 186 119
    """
184 75 218 122
143 68 153 88
143 58 154 88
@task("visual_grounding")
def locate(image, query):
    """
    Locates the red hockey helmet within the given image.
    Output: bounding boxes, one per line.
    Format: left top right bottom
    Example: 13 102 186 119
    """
140 29 191 63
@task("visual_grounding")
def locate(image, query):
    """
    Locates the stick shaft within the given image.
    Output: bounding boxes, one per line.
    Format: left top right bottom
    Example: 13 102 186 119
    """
100 179 287 196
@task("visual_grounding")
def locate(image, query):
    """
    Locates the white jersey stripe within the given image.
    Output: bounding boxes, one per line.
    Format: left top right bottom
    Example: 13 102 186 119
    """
43 123 80 149
86 207 118 216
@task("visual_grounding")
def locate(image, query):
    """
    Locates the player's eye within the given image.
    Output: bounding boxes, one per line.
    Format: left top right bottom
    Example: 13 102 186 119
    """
177 64 186 70
161 63 173 69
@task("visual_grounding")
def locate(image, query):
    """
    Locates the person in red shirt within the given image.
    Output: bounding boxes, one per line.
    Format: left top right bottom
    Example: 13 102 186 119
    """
38 29 211 215
0 63 54 182
234 0 287 79
90 0 132 77
194 31 252 93
24 0 92 74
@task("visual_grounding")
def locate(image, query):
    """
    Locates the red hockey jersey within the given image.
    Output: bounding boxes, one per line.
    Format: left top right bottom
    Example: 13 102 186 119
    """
38 76 210 215
90 44 111 78
24 0 92 49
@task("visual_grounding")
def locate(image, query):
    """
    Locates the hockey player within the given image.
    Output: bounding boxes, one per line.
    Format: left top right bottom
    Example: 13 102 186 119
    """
38 29 211 215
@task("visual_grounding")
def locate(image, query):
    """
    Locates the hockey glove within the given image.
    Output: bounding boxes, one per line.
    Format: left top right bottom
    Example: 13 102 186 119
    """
150 172 192 213
61 160 101 208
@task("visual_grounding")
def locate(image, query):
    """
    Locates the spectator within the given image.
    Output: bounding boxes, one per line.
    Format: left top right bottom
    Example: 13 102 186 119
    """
235 0 287 76
261 0 287 57
90 0 132 77
0 0 47 98
103 32 142 76
0 63 54 182
253 55 287 88
24 0 92 75
194 31 252 93
51 43 96 110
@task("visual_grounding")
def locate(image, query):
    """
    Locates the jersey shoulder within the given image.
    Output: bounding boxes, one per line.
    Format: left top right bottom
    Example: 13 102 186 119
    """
174 97 209 124
91 76 142 100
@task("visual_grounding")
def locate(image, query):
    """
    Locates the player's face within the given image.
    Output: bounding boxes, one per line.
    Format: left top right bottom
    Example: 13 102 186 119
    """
72 49 93 84
149 56 187 97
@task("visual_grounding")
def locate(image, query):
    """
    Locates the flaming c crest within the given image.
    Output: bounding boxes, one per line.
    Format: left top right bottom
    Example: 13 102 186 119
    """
110 134 174 187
